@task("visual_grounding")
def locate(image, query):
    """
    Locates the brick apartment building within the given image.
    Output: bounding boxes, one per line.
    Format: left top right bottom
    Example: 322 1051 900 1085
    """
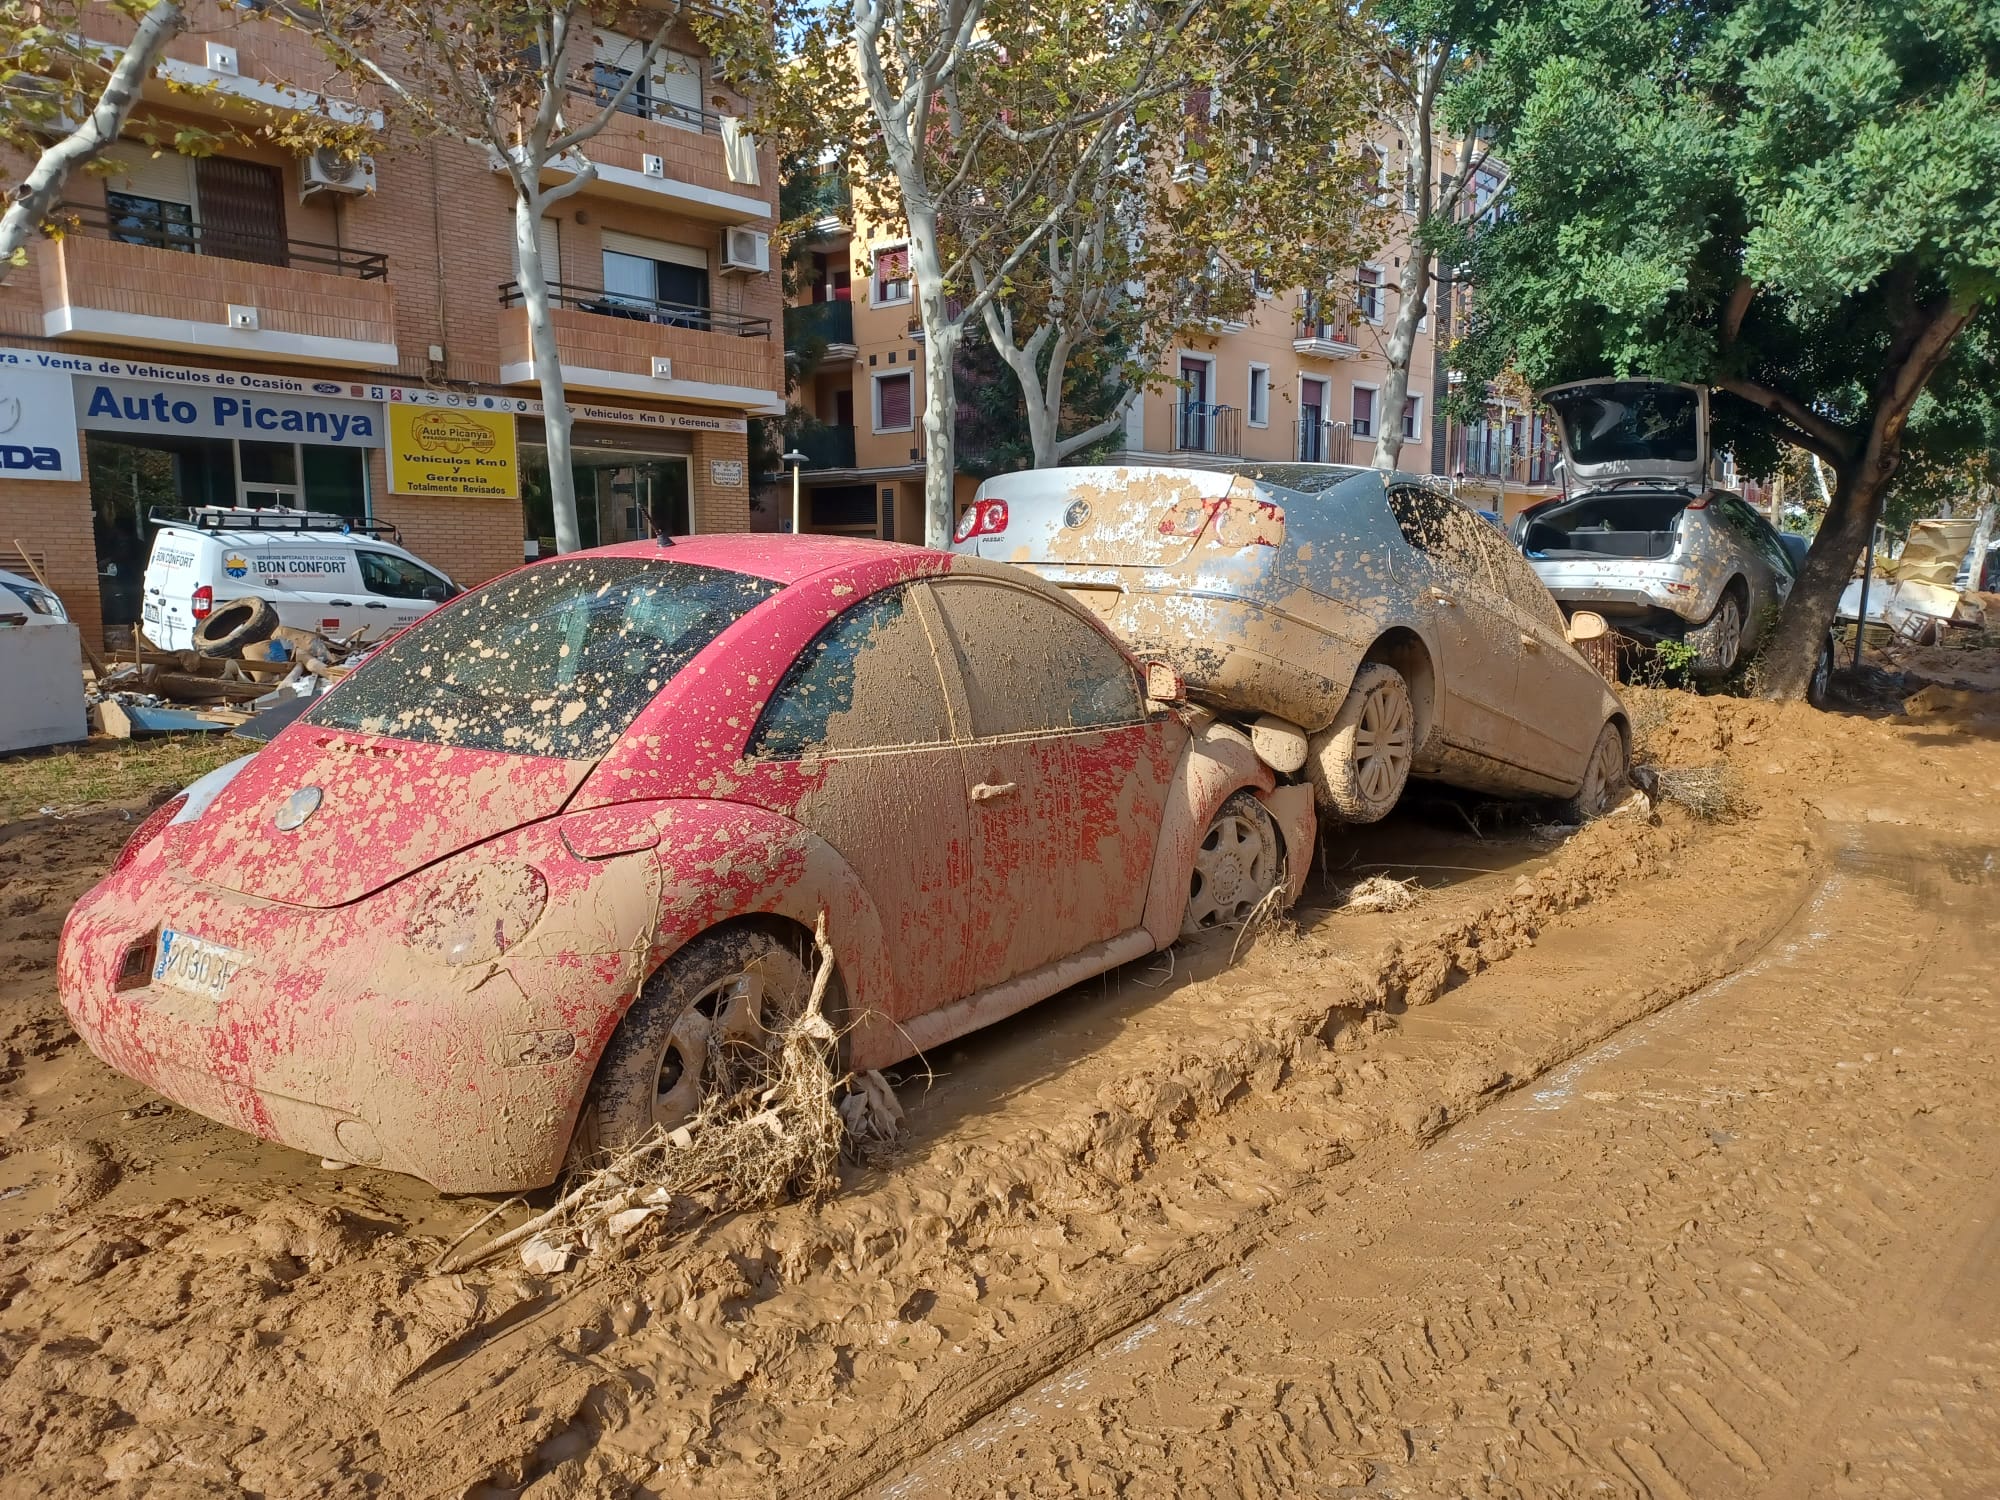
772 149 1562 535
0 2 782 648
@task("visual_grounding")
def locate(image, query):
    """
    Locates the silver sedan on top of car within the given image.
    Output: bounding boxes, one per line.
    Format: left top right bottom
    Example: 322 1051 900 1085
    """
951 461 1631 826
1511 379 1811 686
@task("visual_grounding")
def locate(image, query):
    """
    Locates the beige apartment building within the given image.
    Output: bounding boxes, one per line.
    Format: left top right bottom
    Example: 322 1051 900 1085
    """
0 2 782 647
776 153 1560 537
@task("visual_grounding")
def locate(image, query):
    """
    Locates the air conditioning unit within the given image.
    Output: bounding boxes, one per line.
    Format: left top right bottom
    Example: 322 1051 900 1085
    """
301 147 377 198
721 228 769 275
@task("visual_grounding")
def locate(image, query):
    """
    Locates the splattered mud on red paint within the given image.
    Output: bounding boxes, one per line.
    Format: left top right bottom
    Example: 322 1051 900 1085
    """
11 688 2000 1497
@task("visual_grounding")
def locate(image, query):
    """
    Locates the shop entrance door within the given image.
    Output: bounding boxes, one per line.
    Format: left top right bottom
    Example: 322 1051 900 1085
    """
591 455 694 543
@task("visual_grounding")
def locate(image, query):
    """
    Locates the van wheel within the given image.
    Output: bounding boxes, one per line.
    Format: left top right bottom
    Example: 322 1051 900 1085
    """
193 596 279 657
569 925 840 1169
1308 663 1414 822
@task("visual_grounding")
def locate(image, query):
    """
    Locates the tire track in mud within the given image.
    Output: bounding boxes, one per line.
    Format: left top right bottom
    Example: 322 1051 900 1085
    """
877 820 2000 1499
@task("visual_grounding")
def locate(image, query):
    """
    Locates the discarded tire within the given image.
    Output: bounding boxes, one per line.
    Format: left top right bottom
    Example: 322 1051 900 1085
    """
193 596 279 657
1308 662 1414 823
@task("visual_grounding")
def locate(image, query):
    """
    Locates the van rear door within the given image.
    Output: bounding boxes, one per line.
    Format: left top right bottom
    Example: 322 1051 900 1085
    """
142 528 211 650
959 466 1240 569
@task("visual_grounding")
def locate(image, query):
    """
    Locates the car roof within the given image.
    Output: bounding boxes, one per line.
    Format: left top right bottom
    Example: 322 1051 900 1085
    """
564 534 939 589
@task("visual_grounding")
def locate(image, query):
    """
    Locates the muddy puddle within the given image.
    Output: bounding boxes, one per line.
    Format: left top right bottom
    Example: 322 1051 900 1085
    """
2 684 1997 1497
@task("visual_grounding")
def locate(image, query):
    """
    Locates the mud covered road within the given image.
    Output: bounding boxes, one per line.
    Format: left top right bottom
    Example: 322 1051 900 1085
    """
1 682 1998 1498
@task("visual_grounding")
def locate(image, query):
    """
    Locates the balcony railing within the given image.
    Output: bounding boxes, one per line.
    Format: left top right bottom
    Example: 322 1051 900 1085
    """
62 201 388 278
567 79 722 135
785 299 855 347
497 279 771 338
1293 313 1358 355
1175 402 1240 458
790 423 857 469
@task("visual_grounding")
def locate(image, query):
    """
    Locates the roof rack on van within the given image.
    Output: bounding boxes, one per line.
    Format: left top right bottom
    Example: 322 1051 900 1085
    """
148 505 403 543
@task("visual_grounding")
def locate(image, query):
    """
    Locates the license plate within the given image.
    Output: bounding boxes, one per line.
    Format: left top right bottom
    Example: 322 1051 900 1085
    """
153 929 249 1000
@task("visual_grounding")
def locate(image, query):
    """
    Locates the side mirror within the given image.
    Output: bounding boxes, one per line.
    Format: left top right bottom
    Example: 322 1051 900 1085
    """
1143 660 1184 704
1566 609 1609 644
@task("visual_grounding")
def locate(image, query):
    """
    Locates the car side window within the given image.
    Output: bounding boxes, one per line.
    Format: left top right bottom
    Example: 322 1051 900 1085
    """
1719 497 1792 576
1467 522 1569 632
358 550 450 601
1385 484 1495 590
748 585 955 758
926 579 1146 738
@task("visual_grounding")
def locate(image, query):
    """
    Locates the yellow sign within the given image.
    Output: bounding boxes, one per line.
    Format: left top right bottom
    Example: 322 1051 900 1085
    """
387 405 519 498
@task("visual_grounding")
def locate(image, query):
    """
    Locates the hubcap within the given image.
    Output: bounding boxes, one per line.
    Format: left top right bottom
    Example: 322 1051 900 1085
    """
1716 599 1741 667
1581 731 1625 817
651 965 793 1130
1185 806 1280 933
1352 681 1414 805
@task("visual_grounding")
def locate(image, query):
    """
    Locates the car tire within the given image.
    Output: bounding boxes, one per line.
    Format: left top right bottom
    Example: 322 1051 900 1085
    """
1180 790 1285 939
569 924 839 1169
1687 587 1745 676
1808 631 1835 708
1308 662 1414 822
1561 720 1630 823
193 596 279 657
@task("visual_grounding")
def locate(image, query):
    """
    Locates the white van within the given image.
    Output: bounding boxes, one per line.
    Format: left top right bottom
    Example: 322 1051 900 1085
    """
142 507 459 651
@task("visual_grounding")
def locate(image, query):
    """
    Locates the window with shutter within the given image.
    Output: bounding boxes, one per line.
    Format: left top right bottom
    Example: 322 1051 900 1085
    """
194 158 287 267
873 245 910 304
875 372 913 432
1351 385 1377 438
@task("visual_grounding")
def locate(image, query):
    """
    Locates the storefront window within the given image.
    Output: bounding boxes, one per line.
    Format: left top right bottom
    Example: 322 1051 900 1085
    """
520 441 694 557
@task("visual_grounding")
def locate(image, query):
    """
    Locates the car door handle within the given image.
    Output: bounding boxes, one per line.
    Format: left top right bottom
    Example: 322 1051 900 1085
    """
1519 632 1541 650
364 602 388 608
1429 591 1456 607
327 599 355 606
969 781 1017 803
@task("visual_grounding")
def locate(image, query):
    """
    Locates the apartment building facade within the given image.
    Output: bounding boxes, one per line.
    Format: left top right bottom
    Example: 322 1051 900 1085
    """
774 151 1559 537
0 3 782 647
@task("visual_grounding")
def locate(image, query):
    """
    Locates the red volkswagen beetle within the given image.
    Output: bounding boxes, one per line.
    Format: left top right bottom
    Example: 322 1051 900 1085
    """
59 537 1312 1191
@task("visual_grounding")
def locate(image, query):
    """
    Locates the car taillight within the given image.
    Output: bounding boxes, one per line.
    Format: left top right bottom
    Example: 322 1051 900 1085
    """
1213 498 1286 548
115 794 186 873
953 498 1009 543
191 584 213 621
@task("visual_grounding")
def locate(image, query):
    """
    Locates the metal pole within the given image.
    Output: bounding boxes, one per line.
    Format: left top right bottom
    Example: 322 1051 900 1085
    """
1852 530 1875 669
791 463 800 535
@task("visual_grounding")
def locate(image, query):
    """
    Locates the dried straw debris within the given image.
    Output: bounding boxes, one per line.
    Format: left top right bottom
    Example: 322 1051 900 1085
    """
1339 875 1425 913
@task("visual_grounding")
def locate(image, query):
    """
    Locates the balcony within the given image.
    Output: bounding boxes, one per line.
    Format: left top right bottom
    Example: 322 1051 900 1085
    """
496 280 782 412
1293 314 1360 360
791 422 857 469
531 85 771 226
785 301 857 364
1174 402 1241 458
39 202 397 368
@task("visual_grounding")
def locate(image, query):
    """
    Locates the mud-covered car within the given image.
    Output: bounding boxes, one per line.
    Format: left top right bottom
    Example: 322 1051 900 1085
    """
951 464 1631 827
1513 379 1797 680
59 536 1312 1192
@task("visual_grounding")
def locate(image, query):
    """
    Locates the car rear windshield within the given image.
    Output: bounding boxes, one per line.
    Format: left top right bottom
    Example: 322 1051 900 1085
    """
1547 384 1699 465
306 557 780 759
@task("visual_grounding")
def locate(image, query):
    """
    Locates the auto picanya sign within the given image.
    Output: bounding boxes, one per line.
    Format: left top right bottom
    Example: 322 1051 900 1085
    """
387 404 519 499
76 376 383 446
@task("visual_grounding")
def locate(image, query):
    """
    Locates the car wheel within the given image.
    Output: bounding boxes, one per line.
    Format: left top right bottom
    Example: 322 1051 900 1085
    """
1308 662 1414 822
1180 791 1284 939
571 925 837 1167
192 596 279 657
1561 721 1630 823
1808 631 1835 708
1687 589 1744 675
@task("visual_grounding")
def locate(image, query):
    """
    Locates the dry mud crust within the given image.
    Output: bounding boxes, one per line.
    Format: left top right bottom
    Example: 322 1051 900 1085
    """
0 687 1991 1499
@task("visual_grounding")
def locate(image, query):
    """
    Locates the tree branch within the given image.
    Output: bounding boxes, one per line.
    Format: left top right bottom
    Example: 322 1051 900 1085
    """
1719 275 1755 347
1712 375 1853 466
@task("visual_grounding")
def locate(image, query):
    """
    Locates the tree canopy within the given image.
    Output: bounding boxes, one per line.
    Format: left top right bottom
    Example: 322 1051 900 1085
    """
1448 0 2000 694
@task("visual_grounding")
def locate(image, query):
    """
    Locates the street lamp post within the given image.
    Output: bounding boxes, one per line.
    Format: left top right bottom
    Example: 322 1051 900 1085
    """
782 449 809 535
